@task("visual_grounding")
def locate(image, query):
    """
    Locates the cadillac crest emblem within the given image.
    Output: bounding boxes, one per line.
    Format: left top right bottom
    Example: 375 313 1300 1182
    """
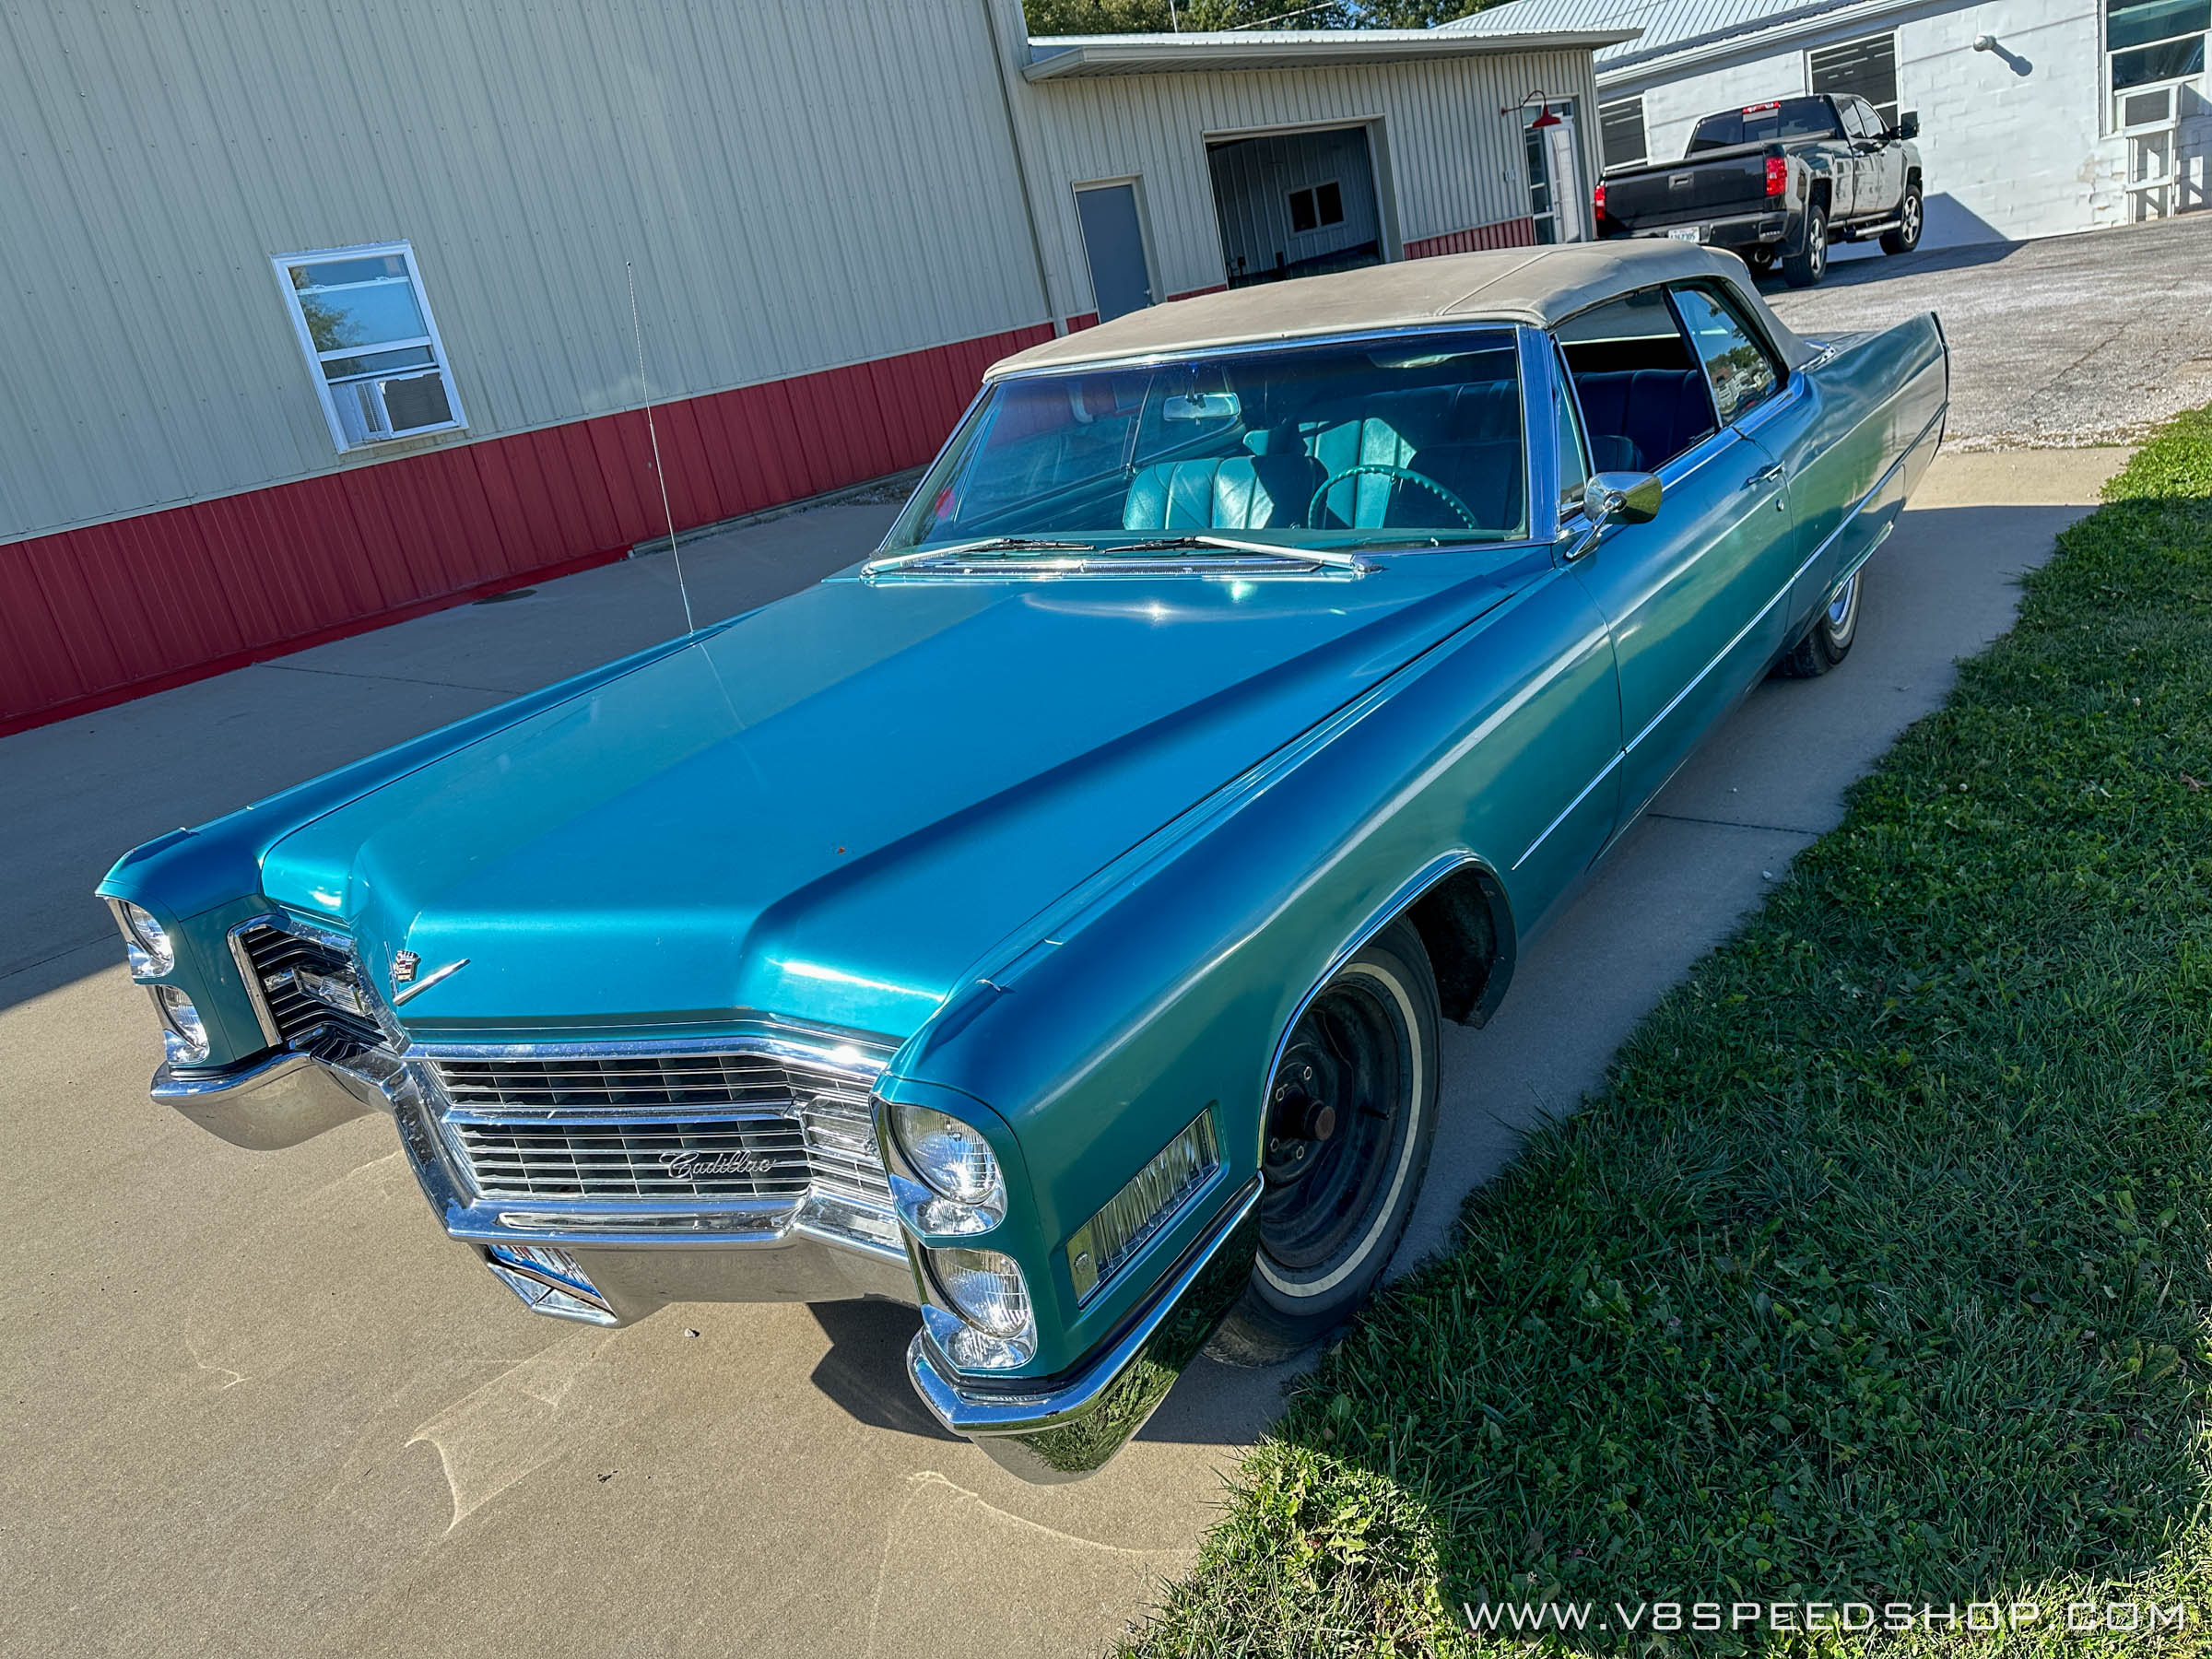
391 949 421 986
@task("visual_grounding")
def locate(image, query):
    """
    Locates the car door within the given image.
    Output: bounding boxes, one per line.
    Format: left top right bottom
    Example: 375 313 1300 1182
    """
1856 98 1905 216
1558 283 1796 820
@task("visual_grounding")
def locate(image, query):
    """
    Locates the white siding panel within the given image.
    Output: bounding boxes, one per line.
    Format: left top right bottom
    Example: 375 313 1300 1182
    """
1012 48 1603 316
0 0 1044 540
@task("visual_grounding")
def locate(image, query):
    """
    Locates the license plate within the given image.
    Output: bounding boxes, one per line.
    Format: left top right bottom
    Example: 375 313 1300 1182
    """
1667 227 1703 242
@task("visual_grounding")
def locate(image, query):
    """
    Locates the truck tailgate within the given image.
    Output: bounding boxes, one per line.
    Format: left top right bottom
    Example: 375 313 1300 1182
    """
1606 146 1773 228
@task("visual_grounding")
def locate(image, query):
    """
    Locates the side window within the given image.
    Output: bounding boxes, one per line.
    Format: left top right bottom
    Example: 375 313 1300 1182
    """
1670 285 1783 426
275 242 465 451
1838 99 1870 140
1553 346 1591 512
1554 288 1719 473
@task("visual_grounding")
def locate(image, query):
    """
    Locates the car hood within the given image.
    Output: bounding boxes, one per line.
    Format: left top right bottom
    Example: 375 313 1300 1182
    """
259 559 1522 1041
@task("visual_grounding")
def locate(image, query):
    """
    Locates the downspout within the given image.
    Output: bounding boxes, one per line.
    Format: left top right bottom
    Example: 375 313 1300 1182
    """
977 0 1067 335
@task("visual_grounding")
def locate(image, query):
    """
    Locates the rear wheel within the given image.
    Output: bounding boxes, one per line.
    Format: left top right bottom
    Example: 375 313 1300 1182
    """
1782 203 1829 288
1881 183 1924 254
1208 920 1441 1366
1775 569 1864 677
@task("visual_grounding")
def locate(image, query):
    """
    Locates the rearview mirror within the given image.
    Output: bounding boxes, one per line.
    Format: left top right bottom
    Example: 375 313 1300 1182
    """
1566 470 1661 559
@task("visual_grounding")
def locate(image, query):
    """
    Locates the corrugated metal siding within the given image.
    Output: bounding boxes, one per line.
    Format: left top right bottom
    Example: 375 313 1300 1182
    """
1009 47 1603 315
1207 126 1383 280
0 0 1046 544
1441 0 1892 73
0 324 1047 732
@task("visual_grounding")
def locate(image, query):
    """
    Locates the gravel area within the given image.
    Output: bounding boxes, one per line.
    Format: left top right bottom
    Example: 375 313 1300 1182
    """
1762 213 2212 450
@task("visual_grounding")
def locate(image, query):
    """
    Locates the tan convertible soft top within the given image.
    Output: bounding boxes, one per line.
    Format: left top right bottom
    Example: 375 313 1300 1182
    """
993 241 1817 376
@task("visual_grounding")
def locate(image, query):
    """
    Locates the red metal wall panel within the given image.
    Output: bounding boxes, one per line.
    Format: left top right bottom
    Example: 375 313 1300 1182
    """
1403 217 1540 260
1 324 1052 735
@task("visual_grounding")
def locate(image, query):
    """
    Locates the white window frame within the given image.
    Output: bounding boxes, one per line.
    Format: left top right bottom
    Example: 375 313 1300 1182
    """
272 241 465 452
1287 179 1347 235
2103 0 2208 130
1806 31 1900 129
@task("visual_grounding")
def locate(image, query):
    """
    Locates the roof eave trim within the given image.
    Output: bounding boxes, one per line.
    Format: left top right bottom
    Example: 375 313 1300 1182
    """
1021 29 1640 80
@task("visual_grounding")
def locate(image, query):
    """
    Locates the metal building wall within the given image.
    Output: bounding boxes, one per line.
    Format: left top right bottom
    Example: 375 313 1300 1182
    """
1207 127 1384 282
1004 41 1604 320
0 0 1045 545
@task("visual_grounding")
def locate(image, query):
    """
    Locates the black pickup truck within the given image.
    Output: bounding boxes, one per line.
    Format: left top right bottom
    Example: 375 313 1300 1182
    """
1593 94 1924 288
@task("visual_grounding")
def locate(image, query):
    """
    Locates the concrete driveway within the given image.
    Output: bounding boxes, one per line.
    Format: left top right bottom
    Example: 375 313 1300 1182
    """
1764 212 2212 450
0 324 2150 1653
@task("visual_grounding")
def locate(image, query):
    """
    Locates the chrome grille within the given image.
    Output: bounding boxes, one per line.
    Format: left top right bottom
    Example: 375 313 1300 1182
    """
451 1112 814 1202
425 1049 892 1210
233 919 382 1058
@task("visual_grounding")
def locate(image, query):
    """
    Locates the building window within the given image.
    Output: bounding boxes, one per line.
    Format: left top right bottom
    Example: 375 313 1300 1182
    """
274 242 465 451
1288 181 1345 234
1599 97 1648 170
1807 32 1900 127
2108 0 2207 104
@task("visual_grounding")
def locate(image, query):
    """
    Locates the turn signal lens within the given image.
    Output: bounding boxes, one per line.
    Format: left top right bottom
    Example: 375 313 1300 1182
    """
891 1102 1005 1215
152 984 210 1065
115 901 174 977
1764 156 1789 197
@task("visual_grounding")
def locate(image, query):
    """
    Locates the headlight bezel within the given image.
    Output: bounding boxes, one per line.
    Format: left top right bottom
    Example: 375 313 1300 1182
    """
112 900 175 978
888 1100 1006 1231
151 984 211 1065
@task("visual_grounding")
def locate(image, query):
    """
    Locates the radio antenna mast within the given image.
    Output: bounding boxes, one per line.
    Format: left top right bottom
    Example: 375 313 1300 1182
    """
627 260 696 635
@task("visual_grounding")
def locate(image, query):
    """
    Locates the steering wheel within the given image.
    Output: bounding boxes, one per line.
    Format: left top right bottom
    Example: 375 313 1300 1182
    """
1308 464 1481 532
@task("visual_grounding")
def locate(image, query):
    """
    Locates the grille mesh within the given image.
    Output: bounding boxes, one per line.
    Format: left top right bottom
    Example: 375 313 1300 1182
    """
427 1051 891 1209
235 921 382 1057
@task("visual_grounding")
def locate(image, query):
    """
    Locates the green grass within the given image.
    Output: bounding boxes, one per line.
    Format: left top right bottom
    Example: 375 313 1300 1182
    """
1123 411 2212 1657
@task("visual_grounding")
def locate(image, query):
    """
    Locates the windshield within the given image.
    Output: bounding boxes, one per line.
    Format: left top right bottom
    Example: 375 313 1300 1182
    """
879 329 1527 559
1686 97 1842 153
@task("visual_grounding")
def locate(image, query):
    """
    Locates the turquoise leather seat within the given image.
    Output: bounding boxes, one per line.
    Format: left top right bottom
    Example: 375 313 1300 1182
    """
1121 451 1323 532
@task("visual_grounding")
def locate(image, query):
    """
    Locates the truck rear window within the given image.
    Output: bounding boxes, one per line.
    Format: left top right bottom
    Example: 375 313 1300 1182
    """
1686 97 1841 153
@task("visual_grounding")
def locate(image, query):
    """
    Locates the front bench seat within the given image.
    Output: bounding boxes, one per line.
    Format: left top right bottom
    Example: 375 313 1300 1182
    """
1122 452 1324 532
1570 370 1716 475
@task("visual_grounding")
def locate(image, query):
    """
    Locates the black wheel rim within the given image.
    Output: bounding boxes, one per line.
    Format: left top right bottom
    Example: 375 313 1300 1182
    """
1258 973 1413 1280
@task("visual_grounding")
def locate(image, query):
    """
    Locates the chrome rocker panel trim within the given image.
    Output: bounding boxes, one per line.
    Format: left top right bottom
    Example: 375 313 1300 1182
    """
152 1049 386 1151
907 1175 1264 1484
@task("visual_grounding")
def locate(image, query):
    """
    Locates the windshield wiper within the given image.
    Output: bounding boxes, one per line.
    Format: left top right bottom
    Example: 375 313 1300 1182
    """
863 536 1096 574
1102 533 1375 573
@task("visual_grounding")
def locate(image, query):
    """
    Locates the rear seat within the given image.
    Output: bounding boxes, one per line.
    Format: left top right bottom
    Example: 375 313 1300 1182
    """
1569 371 1715 475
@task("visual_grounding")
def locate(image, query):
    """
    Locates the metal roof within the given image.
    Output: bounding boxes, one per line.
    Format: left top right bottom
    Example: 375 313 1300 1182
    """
1436 0 1906 73
1023 26 1638 79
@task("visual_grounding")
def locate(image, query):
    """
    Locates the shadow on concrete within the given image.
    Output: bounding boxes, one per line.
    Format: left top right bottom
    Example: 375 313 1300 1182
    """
1755 233 2023 296
806 1300 960 1443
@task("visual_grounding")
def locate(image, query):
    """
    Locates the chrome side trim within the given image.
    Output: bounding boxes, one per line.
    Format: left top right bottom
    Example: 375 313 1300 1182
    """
907 1175 1263 1484
1512 748 1622 872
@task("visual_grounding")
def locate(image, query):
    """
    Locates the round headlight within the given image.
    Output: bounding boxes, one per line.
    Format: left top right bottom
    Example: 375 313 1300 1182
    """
891 1102 1005 1211
929 1247 1033 1338
153 984 210 1065
116 901 174 977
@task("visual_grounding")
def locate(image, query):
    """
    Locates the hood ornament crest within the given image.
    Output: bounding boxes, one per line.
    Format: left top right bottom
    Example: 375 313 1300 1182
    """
390 953 469 1006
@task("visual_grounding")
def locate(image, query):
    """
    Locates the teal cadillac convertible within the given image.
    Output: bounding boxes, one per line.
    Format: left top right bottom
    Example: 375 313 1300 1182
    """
99 241 1945 1481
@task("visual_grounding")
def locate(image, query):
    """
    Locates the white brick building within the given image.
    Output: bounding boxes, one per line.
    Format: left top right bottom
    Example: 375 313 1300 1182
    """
1442 0 2211 249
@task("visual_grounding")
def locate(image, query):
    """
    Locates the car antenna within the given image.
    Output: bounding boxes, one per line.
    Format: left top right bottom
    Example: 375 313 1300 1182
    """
627 260 696 635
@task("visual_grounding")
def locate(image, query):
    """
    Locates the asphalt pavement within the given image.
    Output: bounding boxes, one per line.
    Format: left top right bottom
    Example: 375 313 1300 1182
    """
0 243 2169 1657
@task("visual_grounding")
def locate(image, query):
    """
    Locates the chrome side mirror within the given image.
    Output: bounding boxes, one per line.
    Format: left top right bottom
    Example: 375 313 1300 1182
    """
1564 471 1662 559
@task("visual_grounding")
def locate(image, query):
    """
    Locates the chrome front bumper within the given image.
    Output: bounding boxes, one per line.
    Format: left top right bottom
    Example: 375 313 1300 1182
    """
152 1044 914 1320
153 1049 387 1150
906 1176 1264 1484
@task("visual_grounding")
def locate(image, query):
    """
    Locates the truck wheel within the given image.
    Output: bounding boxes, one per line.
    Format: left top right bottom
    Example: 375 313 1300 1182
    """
1776 570 1864 677
1208 919 1441 1366
1782 204 1829 288
1881 184 1924 254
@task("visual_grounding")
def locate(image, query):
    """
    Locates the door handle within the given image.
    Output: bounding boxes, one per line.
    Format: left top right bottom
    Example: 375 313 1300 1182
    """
1744 463 1785 488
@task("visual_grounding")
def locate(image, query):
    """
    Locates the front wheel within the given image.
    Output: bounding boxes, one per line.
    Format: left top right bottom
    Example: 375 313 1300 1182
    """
1881 183 1924 255
1775 569 1864 677
1208 919 1441 1366
1782 204 1829 288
